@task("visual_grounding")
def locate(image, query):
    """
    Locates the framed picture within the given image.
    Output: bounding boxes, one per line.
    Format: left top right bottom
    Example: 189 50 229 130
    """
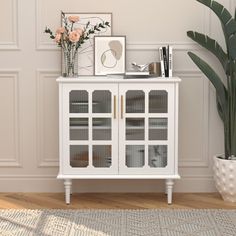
94 36 126 75
63 12 112 75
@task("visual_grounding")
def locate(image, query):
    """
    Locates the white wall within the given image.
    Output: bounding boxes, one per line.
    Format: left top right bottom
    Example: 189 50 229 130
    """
0 0 234 192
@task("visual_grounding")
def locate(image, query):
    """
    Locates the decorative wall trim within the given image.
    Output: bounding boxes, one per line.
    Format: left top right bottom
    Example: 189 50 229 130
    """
229 0 236 14
175 70 209 168
126 42 201 51
180 174 213 179
35 0 57 50
0 174 216 192
36 70 60 167
0 174 56 179
0 0 20 50
0 174 213 179
36 41 206 52
0 70 21 167
35 0 209 51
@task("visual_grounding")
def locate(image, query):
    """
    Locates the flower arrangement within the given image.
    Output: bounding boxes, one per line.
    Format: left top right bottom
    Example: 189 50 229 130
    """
45 12 110 77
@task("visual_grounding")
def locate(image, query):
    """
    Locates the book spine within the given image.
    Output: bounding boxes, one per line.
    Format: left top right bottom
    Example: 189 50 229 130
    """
162 46 169 77
168 45 173 77
159 47 165 77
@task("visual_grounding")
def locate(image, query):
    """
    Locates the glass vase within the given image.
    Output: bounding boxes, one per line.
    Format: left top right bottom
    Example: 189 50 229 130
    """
62 48 78 77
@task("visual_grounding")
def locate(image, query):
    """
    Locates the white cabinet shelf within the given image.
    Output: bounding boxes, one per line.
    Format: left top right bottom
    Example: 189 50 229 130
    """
57 76 181 204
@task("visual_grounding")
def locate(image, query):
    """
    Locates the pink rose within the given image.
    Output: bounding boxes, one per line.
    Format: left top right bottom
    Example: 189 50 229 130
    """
75 28 83 36
56 27 65 34
54 33 61 43
69 31 80 43
68 16 80 23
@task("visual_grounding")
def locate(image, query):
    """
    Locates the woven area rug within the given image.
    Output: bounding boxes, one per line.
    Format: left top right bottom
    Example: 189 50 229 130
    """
0 209 236 236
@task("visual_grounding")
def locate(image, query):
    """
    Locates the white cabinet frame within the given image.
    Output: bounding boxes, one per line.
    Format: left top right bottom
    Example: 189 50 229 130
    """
57 77 181 204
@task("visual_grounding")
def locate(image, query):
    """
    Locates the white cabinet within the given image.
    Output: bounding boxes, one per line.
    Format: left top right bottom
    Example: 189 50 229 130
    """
57 77 181 204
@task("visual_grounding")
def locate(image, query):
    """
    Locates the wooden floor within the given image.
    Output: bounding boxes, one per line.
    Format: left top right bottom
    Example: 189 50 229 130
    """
0 193 235 209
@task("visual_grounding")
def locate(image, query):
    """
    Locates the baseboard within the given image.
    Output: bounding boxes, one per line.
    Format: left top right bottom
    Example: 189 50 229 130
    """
0 176 216 192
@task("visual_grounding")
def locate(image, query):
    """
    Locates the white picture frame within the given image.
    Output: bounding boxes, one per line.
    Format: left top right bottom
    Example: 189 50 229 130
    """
63 12 112 75
94 36 126 76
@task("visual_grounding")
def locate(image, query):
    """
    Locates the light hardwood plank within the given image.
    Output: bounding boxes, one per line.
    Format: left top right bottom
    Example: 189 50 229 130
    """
0 193 235 209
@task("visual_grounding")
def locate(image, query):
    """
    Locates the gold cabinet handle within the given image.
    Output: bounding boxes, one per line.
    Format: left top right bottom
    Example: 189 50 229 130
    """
121 95 124 119
113 95 117 119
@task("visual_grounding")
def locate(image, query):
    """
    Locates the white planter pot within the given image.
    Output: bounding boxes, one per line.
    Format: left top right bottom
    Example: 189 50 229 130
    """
213 156 236 202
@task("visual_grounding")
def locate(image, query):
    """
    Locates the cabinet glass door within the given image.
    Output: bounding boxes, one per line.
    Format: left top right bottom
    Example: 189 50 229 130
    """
91 90 112 169
65 85 118 174
119 84 174 174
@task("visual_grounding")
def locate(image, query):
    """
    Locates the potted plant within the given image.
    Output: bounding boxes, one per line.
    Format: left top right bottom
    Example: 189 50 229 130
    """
187 0 236 202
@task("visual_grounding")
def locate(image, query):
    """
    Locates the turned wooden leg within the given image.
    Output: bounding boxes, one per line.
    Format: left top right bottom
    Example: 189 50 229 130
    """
70 184 73 195
64 179 72 204
165 179 174 204
165 185 167 195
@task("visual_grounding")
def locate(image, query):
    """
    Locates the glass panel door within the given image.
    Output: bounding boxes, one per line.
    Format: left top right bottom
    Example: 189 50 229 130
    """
70 145 88 168
69 90 90 169
93 90 111 113
148 90 168 169
66 85 118 174
126 90 145 113
93 118 111 140
124 90 146 168
149 118 167 140
126 145 145 168
70 118 88 140
93 145 112 168
119 84 173 175
70 90 88 113
148 145 167 168
91 90 114 171
149 90 167 113
126 118 144 140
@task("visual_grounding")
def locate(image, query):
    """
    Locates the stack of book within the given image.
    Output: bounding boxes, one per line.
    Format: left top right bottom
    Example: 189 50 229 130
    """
159 45 173 78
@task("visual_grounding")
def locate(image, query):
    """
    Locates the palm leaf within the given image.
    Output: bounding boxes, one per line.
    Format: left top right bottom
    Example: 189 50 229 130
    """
188 52 228 115
216 95 224 122
187 31 228 73
197 0 236 59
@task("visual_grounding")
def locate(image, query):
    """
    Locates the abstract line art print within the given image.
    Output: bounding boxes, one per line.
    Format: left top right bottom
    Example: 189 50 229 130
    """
94 36 126 75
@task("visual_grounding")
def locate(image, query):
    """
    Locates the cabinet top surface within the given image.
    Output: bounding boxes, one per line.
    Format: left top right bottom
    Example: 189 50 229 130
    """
57 76 181 83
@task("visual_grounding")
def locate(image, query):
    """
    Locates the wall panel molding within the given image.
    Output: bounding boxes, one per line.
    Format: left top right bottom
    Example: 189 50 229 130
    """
126 42 200 51
36 70 60 167
35 0 56 50
175 70 209 168
0 174 215 192
36 0 210 51
0 173 213 180
0 0 19 50
229 0 236 13
127 4 210 51
0 70 21 167
35 40 208 52
37 40 207 52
